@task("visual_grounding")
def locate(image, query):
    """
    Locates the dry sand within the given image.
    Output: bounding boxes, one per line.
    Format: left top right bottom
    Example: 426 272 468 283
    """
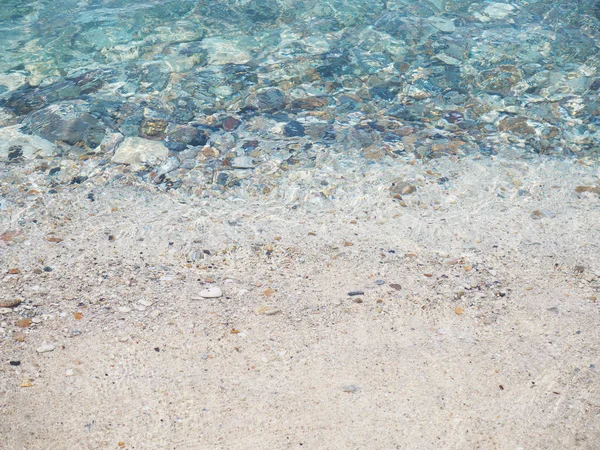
1 154 599 449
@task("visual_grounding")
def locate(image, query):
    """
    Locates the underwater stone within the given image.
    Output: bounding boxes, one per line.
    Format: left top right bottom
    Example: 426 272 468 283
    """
0 125 57 161
246 89 286 112
477 65 523 95
139 118 168 139
26 104 106 148
284 120 305 137
111 137 169 166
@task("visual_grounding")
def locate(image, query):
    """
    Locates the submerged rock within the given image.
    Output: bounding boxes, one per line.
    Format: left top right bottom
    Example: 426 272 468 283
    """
111 137 169 166
245 89 286 112
25 103 106 149
0 125 56 161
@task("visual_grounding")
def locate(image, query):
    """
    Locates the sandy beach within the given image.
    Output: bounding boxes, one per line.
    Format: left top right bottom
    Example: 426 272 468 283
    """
1 153 599 449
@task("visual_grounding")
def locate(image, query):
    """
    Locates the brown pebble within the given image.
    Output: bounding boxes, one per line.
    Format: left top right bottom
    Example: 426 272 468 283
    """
574 265 585 273
0 230 26 243
353 298 363 303
0 299 22 308
389 284 402 291
8 268 21 274
139 118 168 139
390 181 417 196
16 318 32 328
575 185 600 194
201 146 219 158
223 117 241 131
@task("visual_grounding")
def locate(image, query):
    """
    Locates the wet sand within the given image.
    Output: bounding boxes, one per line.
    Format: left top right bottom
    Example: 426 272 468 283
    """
1 154 599 449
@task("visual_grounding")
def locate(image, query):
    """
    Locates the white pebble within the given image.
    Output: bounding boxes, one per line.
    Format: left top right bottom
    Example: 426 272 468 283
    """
36 344 55 353
65 369 74 376
194 287 223 299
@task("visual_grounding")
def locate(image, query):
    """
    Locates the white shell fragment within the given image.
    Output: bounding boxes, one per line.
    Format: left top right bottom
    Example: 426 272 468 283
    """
193 287 223 299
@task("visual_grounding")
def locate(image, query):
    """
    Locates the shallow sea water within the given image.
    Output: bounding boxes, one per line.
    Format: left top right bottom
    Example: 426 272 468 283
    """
0 0 600 201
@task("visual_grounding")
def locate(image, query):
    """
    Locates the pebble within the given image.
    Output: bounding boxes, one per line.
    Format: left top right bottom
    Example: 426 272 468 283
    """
284 120 305 137
531 209 556 219
255 305 281 315
348 291 364 296
111 137 169 166
36 344 55 353
0 125 56 161
428 16 456 33
194 287 223 299
0 299 21 308
375 280 385 285
232 156 254 169
390 181 417 197
65 369 74 376
342 384 359 393
484 3 515 20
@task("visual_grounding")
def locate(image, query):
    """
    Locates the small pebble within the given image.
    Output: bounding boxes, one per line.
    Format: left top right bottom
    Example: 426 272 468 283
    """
255 305 281 315
375 280 385 285
193 287 223 299
342 384 359 393
65 369 74 376
348 291 364 296
0 299 22 308
531 209 556 219
36 344 55 353
9 360 21 366
16 318 32 328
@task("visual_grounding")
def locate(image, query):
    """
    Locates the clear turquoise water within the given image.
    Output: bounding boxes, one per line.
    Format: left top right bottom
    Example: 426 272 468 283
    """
1 0 599 184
